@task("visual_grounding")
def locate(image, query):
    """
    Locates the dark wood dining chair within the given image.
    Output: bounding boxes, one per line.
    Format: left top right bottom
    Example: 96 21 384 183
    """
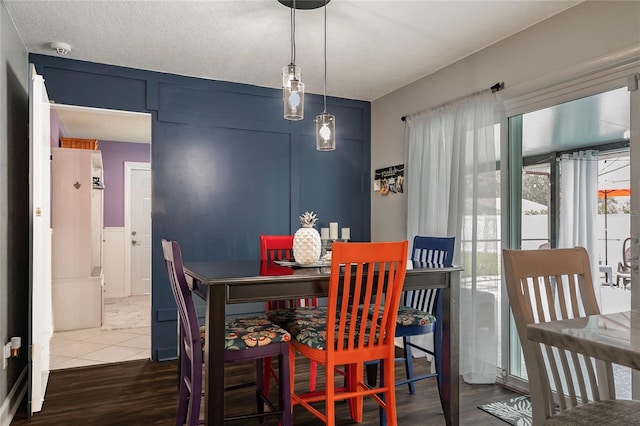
285 240 409 426
503 247 640 425
260 234 319 397
162 239 292 426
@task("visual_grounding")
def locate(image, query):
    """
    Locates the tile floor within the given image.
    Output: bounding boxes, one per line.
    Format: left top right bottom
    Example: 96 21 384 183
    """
50 294 151 370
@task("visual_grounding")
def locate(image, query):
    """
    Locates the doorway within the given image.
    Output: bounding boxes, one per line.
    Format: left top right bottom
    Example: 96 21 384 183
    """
48 104 152 370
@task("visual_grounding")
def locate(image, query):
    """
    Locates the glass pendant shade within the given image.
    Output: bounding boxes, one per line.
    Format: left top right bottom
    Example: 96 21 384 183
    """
315 112 335 151
283 65 304 120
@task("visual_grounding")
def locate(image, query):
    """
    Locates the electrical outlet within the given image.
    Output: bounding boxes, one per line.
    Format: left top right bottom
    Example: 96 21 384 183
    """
3 342 11 369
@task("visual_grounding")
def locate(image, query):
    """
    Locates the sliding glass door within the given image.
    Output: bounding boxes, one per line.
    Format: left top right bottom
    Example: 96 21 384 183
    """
505 84 635 396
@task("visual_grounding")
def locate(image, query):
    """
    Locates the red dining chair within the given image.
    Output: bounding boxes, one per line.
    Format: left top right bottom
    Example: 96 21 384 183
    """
286 241 409 426
260 235 319 396
162 239 292 426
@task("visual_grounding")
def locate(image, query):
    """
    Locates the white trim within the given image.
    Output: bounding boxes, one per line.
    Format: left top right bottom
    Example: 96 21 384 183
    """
124 162 150 297
0 367 27 426
501 44 640 116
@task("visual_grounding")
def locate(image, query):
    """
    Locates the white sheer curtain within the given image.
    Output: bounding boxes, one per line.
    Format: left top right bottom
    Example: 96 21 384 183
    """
558 150 599 300
406 90 502 384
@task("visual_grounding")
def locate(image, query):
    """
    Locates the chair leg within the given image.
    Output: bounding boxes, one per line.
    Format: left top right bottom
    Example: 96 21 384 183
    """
176 348 190 426
263 356 273 398
382 358 398 426
278 346 292 426
325 360 336 426
256 358 265 422
434 295 445 414
365 361 379 387
288 344 296 403
309 360 318 392
403 336 416 394
176 376 189 426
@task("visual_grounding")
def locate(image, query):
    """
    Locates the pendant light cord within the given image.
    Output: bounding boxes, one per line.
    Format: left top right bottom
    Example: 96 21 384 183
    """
290 0 296 65
323 0 327 113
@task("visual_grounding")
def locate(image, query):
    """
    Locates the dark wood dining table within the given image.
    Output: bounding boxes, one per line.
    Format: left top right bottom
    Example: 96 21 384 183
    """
528 309 640 371
183 259 462 425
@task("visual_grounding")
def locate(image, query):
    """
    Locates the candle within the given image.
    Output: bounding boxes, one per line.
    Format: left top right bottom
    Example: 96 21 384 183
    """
320 227 329 240
329 222 338 240
341 227 350 240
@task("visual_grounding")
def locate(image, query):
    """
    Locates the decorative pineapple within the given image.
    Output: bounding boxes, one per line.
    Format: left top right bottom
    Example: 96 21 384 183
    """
293 211 322 265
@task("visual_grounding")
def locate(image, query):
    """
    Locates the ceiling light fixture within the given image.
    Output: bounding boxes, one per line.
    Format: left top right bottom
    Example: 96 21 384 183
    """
315 0 335 151
50 41 71 55
282 0 304 121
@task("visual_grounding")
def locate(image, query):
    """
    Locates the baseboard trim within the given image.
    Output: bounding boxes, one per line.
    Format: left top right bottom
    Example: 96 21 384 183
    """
0 366 27 426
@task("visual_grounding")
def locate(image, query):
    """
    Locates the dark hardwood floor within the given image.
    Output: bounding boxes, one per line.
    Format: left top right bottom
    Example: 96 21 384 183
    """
11 356 521 425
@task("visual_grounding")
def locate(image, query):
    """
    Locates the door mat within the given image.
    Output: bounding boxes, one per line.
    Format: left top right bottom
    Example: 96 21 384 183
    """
478 395 532 426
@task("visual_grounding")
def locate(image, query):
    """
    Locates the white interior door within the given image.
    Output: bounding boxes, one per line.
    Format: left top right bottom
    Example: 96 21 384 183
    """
28 64 52 415
125 163 151 295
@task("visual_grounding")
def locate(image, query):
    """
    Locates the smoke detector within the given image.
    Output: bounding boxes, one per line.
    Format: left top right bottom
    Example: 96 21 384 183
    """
50 42 71 55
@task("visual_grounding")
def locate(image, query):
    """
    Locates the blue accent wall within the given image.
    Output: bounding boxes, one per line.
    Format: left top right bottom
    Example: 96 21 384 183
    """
30 54 371 360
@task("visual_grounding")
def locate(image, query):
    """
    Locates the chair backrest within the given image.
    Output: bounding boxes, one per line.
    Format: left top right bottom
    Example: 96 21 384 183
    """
623 237 631 268
326 241 408 357
260 235 294 262
405 236 455 312
260 234 316 309
161 239 203 367
412 236 455 267
502 247 614 425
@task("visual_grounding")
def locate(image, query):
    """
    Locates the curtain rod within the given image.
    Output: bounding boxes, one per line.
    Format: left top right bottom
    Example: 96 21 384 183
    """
400 82 504 122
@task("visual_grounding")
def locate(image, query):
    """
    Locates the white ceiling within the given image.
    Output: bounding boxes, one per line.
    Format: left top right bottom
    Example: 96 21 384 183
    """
6 0 582 102
50 104 152 144
6 0 587 144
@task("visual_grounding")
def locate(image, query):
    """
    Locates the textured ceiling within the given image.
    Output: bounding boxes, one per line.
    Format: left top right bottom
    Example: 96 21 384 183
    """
5 0 582 102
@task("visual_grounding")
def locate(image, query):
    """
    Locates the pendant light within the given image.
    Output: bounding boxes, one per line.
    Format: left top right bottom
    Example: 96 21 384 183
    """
315 0 335 151
282 0 304 120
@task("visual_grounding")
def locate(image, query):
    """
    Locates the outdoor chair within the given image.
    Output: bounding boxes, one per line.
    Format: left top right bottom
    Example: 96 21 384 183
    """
616 237 631 289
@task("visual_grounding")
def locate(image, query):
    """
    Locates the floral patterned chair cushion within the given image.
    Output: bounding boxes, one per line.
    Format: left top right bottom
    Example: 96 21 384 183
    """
360 305 436 327
395 305 436 327
275 307 379 350
199 316 291 351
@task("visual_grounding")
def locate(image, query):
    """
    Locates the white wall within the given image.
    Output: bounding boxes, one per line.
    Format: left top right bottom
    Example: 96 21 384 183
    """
103 228 125 298
371 1 640 241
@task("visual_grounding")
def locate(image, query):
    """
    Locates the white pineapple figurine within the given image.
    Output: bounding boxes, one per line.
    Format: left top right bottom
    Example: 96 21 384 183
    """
293 211 321 265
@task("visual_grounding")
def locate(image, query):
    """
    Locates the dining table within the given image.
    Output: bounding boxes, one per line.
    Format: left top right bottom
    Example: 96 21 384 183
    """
183 259 462 426
527 309 640 371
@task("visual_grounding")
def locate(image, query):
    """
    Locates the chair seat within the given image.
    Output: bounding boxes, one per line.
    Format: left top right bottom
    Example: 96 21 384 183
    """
395 305 436 327
199 317 291 351
544 400 640 425
276 306 378 350
266 306 327 326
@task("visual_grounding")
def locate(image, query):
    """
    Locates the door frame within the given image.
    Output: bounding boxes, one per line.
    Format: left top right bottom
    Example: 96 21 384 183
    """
124 161 151 297
28 64 52 415
500 47 640 394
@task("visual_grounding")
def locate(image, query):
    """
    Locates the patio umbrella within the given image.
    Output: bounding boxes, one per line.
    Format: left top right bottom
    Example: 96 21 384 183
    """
597 188 631 264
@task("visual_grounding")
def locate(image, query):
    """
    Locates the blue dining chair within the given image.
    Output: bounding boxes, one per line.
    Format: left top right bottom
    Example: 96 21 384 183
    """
399 236 454 395
366 235 454 425
162 239 293 426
